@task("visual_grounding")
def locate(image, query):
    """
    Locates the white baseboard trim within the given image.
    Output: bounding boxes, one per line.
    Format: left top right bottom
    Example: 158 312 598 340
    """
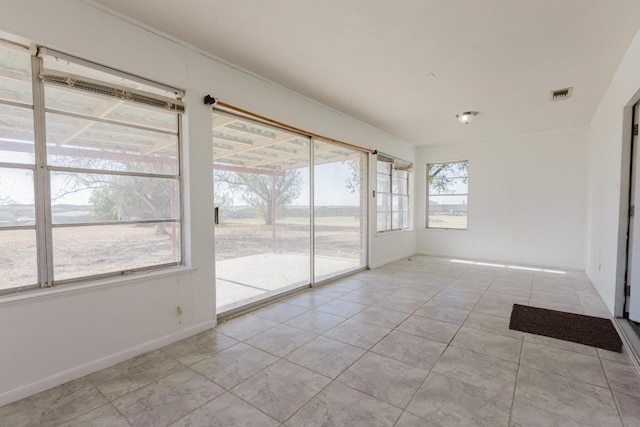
0 319 217 407
369 252 416 270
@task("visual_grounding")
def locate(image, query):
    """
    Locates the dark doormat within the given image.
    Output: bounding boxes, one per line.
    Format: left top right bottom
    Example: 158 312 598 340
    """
509 304 622 353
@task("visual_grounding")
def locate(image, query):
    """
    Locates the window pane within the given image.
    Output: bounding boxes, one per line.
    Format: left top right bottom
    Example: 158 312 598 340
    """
377 212 391 232
44 86 178 133
0 229 37 290
429 176 468 195
428 195 467 229
393 169 408 180
103 103 177 133
314 140 366 282
50 172 180 224
377 160 391 175
53 223 181 281
0 167 34 226
212 115 312 311
0 103 35 164
393 212 409 230
428 161 468 179
393 195 409 213
214 116 288 146
376 172 390 192
393 176 408 194
427 161 468 229
46 113 178 175
0 43 32 105
44 85 104 116
376 192 391 212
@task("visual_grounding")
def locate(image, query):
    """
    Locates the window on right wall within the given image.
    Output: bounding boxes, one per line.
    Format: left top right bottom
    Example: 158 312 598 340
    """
427 161 468 229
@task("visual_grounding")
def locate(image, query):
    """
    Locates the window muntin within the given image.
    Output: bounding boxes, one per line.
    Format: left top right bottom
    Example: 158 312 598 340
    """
376 155 412 232
0 38 184 294
427 161 468 229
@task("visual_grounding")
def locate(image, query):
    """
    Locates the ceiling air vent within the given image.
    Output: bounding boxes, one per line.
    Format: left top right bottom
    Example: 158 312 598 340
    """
551 87 573 101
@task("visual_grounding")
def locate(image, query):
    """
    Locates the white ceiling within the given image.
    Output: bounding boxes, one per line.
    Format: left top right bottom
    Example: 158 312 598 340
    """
91 0 640 146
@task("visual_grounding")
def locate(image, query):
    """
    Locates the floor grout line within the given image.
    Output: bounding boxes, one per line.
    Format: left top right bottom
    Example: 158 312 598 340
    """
597 352 627 426
508 331 527 426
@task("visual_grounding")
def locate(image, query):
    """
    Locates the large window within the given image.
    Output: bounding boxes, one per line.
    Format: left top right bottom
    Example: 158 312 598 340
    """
376 154 412 232
427 161 468 229
0 39 184 294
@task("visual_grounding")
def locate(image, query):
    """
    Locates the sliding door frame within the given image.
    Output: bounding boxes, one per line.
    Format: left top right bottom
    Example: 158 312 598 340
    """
212 107 370 317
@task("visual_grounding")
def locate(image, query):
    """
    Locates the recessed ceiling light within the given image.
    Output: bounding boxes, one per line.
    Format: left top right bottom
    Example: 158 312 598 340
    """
456 111 478 124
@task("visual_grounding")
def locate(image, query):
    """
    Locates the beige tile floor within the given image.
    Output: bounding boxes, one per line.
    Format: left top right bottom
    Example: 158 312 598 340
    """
2 255 640 426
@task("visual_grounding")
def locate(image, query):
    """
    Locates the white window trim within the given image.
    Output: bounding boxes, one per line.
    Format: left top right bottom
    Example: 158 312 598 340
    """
0 266 197 307
426 160 469 230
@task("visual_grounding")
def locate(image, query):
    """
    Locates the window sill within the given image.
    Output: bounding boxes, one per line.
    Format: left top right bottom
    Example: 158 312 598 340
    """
425 227 468 231
376 228 414 236
0 266 198 307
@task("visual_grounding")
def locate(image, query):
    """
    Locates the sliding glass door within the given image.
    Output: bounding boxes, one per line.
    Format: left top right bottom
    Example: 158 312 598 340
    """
313 139 367 282
212 112 367 314
212 113 311 312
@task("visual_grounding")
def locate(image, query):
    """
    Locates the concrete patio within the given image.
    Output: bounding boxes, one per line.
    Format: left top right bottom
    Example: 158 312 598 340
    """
216 253 361 312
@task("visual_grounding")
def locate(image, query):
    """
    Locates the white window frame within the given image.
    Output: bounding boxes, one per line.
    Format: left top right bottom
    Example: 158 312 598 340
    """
426 160 469 230
376 153 412 233
0 40 185 295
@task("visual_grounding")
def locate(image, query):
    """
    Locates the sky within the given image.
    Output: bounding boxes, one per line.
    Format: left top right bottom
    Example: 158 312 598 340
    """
295 162 361 206
1 150 363 208
2 146 472 210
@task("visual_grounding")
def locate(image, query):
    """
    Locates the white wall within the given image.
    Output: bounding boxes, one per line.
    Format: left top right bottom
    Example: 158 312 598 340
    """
586 29 640 315
415 128 588 270
0 0 415 405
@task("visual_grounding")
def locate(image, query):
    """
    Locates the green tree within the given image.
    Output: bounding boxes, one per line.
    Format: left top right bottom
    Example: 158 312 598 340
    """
428 161 468 194
77 173 177 236
89 187 118 220
87 176 175 222
47 153 177 228
214 169 302 225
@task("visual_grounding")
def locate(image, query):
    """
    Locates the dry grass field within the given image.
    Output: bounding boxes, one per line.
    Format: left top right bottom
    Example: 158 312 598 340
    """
1 224 179 290
1 216 362 292
0 229 37 289
215 216 364 261
428 214 468 229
